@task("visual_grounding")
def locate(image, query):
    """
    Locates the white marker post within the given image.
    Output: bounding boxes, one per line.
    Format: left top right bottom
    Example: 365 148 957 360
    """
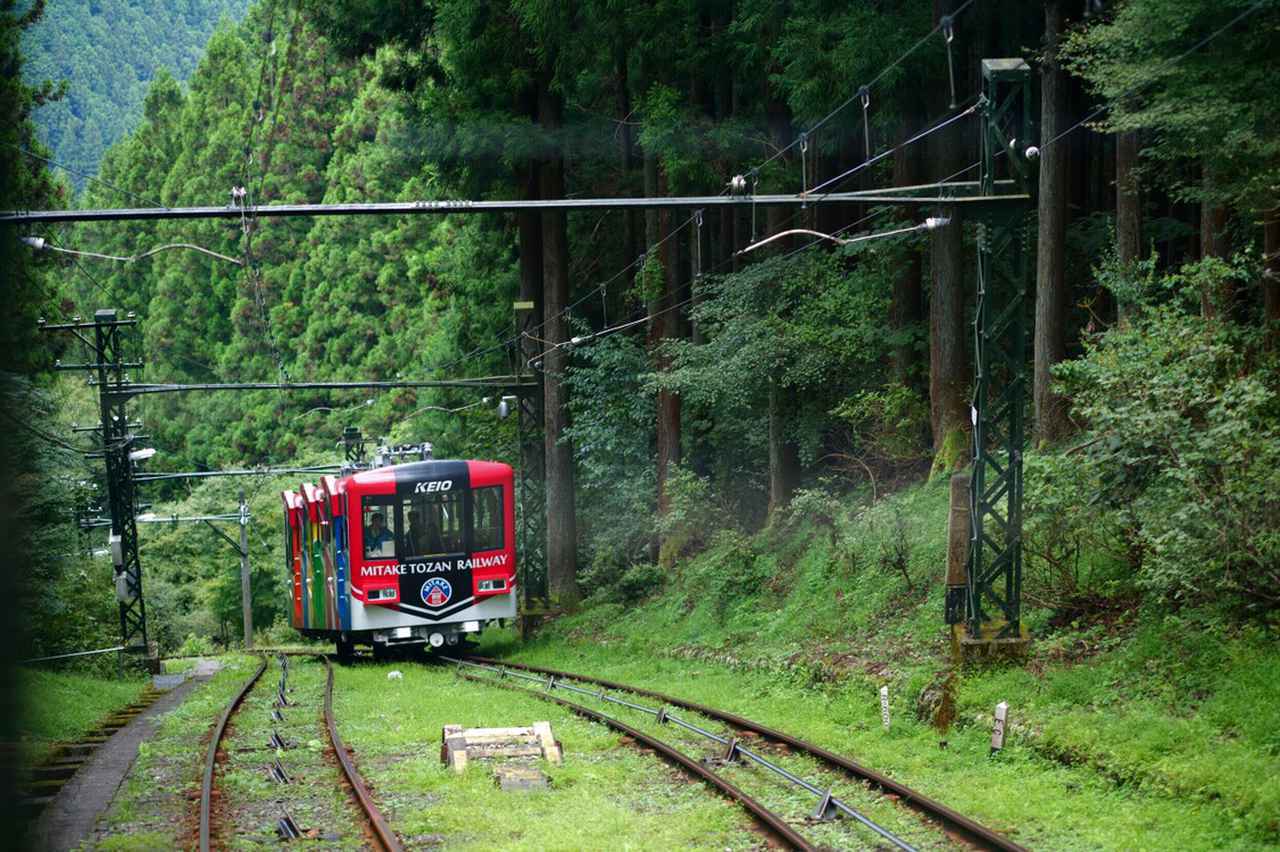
991 701 1008 752
880 686 891 731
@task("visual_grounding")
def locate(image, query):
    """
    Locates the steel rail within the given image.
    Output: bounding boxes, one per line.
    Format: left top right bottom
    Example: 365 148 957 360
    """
322 656 405 852
451 658 913 851
464 656 1027 852
451 666 815 851
200 654 268 852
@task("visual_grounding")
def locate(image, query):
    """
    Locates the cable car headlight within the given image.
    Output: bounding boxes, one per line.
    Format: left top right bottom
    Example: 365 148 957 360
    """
478 579 507 592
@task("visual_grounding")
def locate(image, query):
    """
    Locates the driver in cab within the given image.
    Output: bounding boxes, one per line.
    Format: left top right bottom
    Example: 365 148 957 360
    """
364 511 395 557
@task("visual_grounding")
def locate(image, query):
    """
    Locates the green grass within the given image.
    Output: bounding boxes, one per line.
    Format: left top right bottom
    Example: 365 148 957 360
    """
18 667 148 764
482 474 1280 850
100 654 258 848
333 660 758 850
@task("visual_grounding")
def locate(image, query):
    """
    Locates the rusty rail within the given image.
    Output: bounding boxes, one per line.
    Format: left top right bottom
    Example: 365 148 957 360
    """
464 655 1027 852
199 655 268 852
200 654 403 852
322 656 404 852
453 666 815 851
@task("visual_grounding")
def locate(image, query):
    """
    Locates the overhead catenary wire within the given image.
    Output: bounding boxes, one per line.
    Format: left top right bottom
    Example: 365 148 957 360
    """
737 217 951 257
3 142 166 209
134 465 341 482
22 237 243 266
804 101 979 199
0 407 87 453
750 0 978 176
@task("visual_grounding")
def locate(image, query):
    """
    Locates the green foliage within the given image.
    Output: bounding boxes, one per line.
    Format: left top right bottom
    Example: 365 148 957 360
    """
1062 0 1280 211
566 333 656 573
1053 261 1280 613
832 383 931 465
17 667 147 764
1022 451 1134 612
21 0 252 188
175 632 217 657
656 465 727 569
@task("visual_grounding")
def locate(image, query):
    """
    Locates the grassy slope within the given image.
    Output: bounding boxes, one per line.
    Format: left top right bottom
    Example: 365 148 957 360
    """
18 668 148 764
488 476 1280 849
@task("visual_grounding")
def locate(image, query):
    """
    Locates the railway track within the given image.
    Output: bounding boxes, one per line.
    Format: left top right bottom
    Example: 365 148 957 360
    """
451 655 1026 852
198 654 403 852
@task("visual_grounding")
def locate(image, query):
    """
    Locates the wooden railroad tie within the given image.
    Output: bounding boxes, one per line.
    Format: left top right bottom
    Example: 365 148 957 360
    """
440 722 562 774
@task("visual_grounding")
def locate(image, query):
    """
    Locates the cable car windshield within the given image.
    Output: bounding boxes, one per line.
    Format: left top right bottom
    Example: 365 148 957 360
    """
359 485 502 559
400 490 464 556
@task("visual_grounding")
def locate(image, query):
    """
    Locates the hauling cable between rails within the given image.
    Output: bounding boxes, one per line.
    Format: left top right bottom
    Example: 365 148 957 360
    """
448 660 816 851
462 655 1028 852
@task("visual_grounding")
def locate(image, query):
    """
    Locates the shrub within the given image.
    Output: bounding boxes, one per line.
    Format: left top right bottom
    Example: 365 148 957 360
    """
176 632 218 657
1052 281 1280 615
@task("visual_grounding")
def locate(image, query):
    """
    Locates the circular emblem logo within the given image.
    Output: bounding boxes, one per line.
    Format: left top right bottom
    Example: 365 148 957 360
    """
421 577 452 607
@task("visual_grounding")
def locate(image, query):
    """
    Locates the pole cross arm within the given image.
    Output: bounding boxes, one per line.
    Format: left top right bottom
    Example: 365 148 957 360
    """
202 519 247 558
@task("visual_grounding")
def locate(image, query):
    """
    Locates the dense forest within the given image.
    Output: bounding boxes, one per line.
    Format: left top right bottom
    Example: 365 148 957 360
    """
4 0 1279 658
21 0 251 188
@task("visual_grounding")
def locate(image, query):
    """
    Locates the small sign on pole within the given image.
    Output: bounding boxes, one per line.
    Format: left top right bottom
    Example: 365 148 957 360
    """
879 686 891 731
991 701 1008 752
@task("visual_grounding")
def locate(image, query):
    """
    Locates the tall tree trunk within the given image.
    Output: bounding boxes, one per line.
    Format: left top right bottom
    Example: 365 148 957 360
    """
891 116 924 387
928 0 969 476
616 45 638 297
653 169 682 516
1200 168 1231 318
929 208 968 476
1115 130 1141 324
516 161 543 366
1034 0 1072 445
763 91 801 510
1264 210 1280 331
538 82 577 608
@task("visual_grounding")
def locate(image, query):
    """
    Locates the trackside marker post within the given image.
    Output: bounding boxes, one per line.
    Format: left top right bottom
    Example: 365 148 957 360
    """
991 701 1008 752
880 686 891 731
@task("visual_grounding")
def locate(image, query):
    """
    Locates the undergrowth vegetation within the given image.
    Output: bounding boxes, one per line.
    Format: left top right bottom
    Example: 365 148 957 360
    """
17 668 148 764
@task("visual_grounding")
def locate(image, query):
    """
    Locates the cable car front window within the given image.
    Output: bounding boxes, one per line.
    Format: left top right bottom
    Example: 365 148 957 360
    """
473 486 503 551
401 490 464 556
361 498 397 559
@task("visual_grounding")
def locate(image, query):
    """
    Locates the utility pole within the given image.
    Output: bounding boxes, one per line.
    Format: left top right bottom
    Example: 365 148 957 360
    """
955 59 1037 651
239 489 252 649
44 310 154 667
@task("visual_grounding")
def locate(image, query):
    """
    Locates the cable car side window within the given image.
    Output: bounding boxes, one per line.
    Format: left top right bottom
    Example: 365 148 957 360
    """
362 497 397 559
401 489 464 556
472 486 503 551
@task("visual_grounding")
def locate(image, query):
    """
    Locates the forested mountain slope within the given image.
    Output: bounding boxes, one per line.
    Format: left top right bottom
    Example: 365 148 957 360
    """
21 0 251 187
12 0 1278 658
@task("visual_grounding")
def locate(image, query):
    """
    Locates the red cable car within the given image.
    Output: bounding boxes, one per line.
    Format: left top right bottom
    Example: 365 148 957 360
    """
284 458 516 655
